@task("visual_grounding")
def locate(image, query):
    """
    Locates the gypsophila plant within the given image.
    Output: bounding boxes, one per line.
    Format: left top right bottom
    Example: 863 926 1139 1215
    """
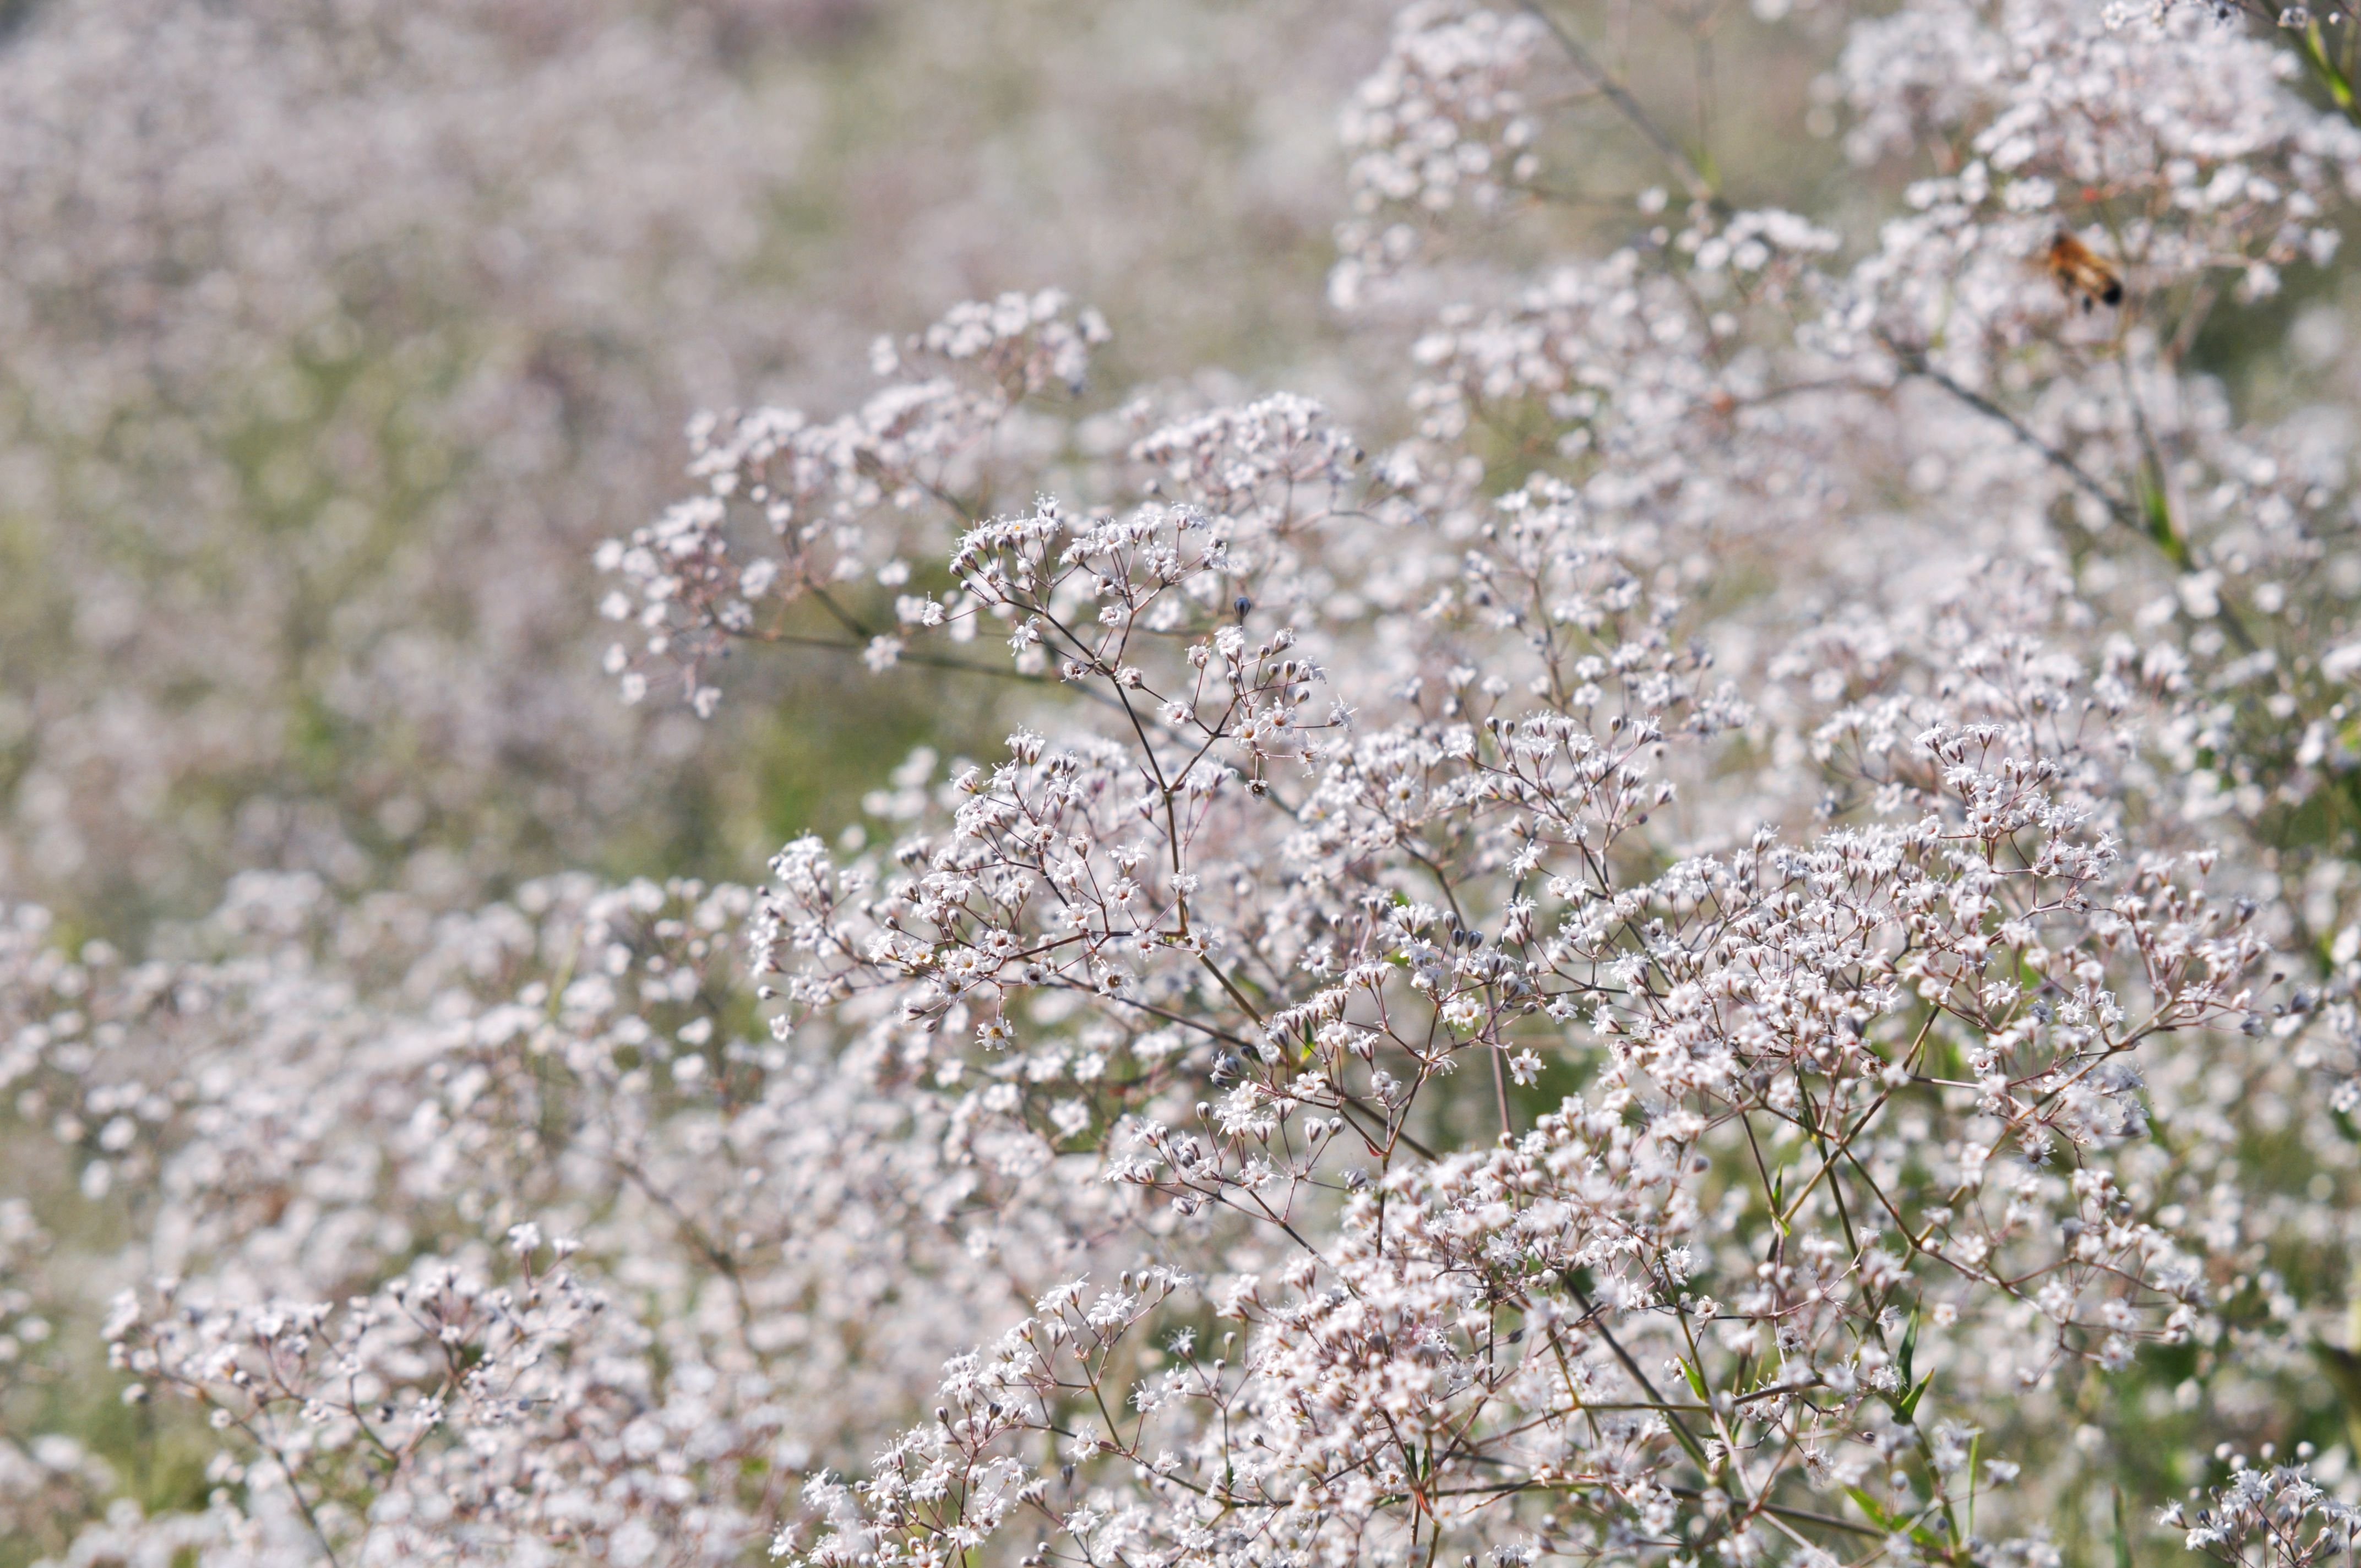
13 0 2361 1565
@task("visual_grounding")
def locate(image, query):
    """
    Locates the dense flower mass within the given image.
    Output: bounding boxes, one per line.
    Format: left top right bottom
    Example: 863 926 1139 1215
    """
10 1 2361 1565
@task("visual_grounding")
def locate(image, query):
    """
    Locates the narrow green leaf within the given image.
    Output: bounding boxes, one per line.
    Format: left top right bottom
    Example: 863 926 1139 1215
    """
1847 1487 1896 1532
1966 1431 1981 1538
1896 1371 1934 1424
2300 20 2358 119
2138 472 2189 571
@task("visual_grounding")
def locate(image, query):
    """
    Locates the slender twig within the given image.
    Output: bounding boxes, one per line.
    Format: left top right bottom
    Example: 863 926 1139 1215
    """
1892 345 2138 529
1519 0 1726 211
1558 1271 1713 1469
757 629 1059 685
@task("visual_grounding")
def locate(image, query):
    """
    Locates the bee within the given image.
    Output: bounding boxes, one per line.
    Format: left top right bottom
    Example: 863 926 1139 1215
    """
2043 230 2124 311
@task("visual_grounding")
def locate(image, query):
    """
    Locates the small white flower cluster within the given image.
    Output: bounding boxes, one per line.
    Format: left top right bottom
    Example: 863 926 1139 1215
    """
1332 0 1552 306
594 293 1112 712
1838 0 2359 386
2169 1455 2361 1565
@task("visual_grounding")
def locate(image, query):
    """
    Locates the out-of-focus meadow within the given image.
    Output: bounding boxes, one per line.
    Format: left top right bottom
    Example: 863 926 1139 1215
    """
0 0 1867 944
0 0 1366 946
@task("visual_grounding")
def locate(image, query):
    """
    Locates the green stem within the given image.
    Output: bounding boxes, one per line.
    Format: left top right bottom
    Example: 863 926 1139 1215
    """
2297 19 2359 122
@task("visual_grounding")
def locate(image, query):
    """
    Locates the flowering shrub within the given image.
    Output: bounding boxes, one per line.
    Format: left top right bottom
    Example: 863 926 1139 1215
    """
11 1 2361 1566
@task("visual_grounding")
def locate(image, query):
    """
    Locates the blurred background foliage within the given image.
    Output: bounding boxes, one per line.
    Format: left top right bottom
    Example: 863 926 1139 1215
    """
0 0 1377 947
0 0 1872 947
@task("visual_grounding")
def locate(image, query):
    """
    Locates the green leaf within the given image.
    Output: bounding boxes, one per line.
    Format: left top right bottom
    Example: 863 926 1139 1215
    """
2138 471 2189 571
2331 1105 2360 1147
1682 1358 1709 1404
1898 1309 1921 1386
2297 19 2359 119
1847 1488 1896 1532
2113 1484 2135 1568
1896 1371 1934 1424
1966 1430 1981 1538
